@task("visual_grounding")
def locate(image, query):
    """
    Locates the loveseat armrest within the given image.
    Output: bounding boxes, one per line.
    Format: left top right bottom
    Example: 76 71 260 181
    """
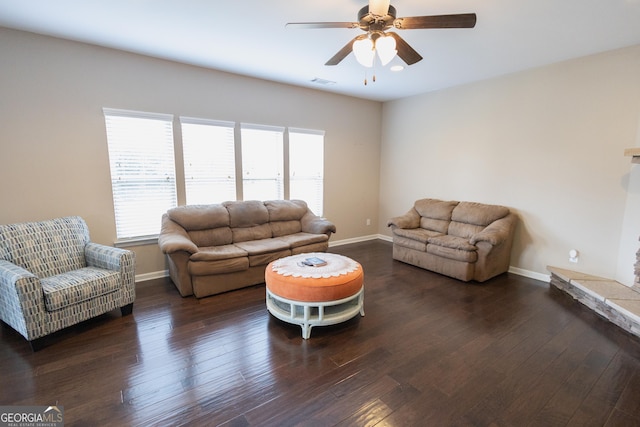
387 208 421 229
158 214 198 254
0 260 46 340
301 212 337 236
470 213 517 246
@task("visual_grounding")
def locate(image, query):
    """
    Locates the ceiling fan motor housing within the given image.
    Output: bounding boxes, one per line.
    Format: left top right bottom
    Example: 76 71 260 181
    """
358 5 397 32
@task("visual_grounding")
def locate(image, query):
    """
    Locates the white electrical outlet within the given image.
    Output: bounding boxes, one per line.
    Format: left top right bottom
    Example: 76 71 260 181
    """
366 218 371 226
569 249 579 263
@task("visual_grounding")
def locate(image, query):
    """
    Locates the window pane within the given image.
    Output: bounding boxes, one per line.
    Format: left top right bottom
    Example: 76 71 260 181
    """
241 124 284 201
289 129 324 216
181 118 236 204
104 109 177 239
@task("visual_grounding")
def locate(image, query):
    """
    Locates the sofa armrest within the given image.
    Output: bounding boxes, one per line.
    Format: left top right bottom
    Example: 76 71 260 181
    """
387 208 420 229
0 260 46 340
301 212 337 236
470 213 516 246
158 214 198 254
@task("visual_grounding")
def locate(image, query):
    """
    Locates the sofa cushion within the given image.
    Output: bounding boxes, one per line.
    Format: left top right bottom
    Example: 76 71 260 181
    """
234 238 290 255
41 267 120 311
393 227 443 244
188 227 233 247
168 204 230 231
271 220 302 237
265 199 307 221
232 223 272 242
451 202 509 226
276 232 328 248
248 248 291 267
189 257 249 276
190 244 247 261
225 200 269 227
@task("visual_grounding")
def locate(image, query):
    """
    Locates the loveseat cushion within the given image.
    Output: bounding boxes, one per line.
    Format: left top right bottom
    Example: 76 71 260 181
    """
414 199 458 233
451 202 509 226
190 244 247 261
41 267 120 311
427 244 478 263
427 235 477 251
393 227 443 243
167 204 230 231
427 235 478 262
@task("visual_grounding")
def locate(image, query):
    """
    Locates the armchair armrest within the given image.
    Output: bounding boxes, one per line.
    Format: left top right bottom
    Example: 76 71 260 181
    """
0 260 46 340
85 243 133 272
387 208 420 229
470 213 516 246
301 212 336 236
158 214 198 254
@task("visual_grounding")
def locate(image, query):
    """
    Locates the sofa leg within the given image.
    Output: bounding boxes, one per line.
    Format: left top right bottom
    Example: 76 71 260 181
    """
120 303 134 316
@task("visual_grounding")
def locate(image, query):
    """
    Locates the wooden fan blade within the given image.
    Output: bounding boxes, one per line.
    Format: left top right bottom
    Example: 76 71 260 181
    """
286 22 359 29
394 13 477 29
325 37 359 66
369 0 390 16
387 32 423 65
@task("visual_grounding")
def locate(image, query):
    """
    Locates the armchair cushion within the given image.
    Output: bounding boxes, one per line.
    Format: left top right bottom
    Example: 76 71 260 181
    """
41 267 120 311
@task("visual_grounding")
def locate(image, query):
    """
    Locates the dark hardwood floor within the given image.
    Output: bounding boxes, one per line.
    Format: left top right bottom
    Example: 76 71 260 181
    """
3 240 640 426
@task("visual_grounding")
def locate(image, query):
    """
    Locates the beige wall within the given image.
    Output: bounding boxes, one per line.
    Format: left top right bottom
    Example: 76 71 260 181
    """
379 45 640 283
0 27 382 278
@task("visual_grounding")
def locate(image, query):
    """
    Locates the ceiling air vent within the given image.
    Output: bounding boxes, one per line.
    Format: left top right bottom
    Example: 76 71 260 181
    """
310 77 336 86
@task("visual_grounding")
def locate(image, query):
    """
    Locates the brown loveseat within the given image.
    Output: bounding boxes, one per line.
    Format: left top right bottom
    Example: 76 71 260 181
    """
158 199 336 298
387 198 516 282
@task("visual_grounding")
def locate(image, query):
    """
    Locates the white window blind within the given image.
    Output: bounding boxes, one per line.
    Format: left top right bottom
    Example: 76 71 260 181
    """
289 128 325 216
241 123 284 201
103 108 177 240
181 117 236 204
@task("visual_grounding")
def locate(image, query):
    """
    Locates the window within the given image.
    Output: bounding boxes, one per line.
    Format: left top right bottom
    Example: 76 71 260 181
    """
289 128 325 216
241 123 284 201
181 117 236 204
103 108 177 240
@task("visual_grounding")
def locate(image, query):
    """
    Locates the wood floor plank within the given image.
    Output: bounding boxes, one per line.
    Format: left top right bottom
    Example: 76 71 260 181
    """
2 240 640 426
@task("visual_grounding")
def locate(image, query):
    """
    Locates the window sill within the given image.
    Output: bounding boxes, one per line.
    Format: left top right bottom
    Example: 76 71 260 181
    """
115 235 159 248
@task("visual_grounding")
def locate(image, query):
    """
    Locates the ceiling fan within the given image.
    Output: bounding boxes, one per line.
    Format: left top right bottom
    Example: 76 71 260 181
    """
286 0 476 68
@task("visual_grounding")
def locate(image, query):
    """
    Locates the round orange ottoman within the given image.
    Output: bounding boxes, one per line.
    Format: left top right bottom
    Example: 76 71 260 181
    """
265 253 364 339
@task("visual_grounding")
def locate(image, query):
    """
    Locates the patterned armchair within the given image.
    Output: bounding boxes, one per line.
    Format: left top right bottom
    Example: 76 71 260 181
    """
0 216 135 350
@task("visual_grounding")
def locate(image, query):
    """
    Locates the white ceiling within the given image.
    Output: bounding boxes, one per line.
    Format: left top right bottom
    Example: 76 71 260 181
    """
1 0 640 102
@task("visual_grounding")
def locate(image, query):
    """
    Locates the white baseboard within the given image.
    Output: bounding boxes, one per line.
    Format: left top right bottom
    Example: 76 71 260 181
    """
329 234 384 247
508 266 550 284
136 270 169 282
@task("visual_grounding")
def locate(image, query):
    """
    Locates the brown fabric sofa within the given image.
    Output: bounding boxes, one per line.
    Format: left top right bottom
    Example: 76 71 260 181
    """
159 199 336 298
387 198 516 282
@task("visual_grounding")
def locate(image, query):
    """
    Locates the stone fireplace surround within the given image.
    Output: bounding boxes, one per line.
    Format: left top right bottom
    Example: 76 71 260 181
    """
548 240 640 339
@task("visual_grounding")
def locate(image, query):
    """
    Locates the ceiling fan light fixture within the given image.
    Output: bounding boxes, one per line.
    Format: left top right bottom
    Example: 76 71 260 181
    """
353 37 375 67
375 34 397 66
